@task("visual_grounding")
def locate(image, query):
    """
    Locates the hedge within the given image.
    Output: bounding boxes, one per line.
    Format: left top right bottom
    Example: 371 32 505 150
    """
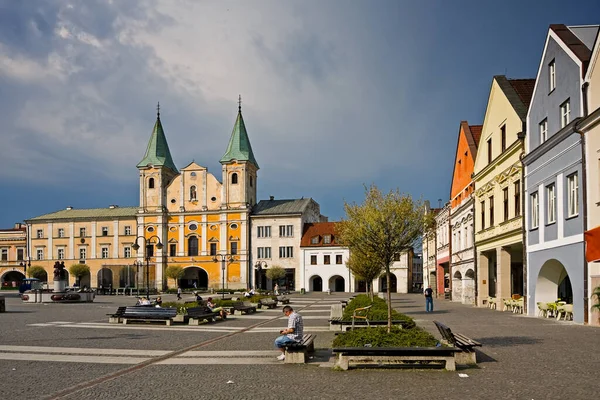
332 326 438 348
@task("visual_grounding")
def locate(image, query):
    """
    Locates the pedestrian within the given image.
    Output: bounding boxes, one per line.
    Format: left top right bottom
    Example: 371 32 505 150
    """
274 283 279 295
155 296 162 306
207 297 227 319
424 285 434 312
274 305 303 361
177 286 182 300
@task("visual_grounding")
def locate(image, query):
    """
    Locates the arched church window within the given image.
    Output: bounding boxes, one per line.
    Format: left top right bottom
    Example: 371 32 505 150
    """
231 173 238 184
188 236 198 256
190 185 197 201
149 178 155 189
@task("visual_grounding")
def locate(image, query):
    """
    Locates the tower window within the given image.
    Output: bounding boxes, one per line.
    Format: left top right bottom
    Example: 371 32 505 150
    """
231 173 238 184
190 185 197 201
149 178 155 189
188 236 198 256
250 176 253 187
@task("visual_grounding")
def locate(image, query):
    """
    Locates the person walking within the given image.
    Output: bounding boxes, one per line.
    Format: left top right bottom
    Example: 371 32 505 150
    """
177 286 182 301
274 306 304 361
274 283 279 295
424 285 434 312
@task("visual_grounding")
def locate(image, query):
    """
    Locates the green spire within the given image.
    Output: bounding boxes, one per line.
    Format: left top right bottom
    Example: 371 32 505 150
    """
137 103 178 172
220 96 259 169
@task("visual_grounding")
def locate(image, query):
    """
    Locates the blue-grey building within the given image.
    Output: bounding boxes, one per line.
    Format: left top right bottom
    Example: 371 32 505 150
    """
524 24 599 323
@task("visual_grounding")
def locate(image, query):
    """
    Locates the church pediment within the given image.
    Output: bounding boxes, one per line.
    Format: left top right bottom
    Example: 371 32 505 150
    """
181 161 207 171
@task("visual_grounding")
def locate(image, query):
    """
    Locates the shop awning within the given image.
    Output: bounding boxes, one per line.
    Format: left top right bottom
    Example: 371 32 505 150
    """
584 225 600 262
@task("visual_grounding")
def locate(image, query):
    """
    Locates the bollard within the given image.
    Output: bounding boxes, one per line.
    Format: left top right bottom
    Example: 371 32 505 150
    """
0 296 5 312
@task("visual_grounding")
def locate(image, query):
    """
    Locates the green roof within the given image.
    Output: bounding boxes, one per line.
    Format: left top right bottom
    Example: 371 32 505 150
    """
220 109 259 168
137 114 178 172
26 206 138 222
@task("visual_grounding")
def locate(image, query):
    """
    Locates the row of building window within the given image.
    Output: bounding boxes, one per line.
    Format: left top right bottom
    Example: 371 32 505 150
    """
257 225 294 238
256 246 294 259
539 98 571 144
480 180 521 231
310 254 343 265
0 248 24 261
530 173 578 229
35 226 133 239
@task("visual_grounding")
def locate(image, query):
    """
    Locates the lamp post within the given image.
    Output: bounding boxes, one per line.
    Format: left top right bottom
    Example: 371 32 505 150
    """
212 254 234 299
19 258 31 276
133 260 143 295
132 235 163 299
254 261 267 291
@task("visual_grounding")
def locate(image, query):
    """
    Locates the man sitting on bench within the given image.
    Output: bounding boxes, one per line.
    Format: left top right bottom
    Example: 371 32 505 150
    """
207 297 227 319
274 306 304 361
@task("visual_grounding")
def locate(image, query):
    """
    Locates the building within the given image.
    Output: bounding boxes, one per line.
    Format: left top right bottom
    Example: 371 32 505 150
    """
473 75 534 308
24 102 261 291
435 204 451 297
300 222 350 292
250 197 324 291
581 31 600 325
449 121 481 304
422 205 440 294
524 25 598 324
0 224 28 287
412 253 423 292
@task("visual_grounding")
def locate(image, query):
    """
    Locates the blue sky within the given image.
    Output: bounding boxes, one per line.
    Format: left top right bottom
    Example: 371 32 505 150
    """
1 0 600 227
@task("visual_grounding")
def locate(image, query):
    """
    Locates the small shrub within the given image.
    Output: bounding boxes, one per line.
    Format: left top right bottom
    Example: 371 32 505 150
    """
332 326 438 348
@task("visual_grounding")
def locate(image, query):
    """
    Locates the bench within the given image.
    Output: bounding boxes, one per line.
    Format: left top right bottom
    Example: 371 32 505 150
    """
231 301 256 315
276 295 290 304
433 321 482 365
186 306 221 325
107 306 127 323
283 334 316 363
122 306 177 326
258 298 278 309
332 347 458 370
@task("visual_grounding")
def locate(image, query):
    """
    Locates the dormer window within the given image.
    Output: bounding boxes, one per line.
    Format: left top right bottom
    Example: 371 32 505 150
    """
148 178 155 189
323 235 332 244
231 173 238 184
311 236 319 245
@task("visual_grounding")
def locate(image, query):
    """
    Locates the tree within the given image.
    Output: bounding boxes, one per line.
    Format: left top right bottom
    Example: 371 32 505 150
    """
27 266 48 281
338 184 430 332
345 251 383 300
165 266 184 288
266 265 286 283
593 286 600 322
69 264 90 286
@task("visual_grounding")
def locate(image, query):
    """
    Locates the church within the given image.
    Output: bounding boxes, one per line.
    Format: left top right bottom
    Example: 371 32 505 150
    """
21 100 261 291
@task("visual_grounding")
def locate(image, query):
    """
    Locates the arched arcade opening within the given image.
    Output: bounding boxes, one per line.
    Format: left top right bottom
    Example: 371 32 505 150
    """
179 266 209 289
536 259 573 305
328 275 345 292
310 275 323 292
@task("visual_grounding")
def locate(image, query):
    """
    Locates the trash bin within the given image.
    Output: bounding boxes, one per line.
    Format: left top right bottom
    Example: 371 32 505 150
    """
300 288 305 295
0 296 5 313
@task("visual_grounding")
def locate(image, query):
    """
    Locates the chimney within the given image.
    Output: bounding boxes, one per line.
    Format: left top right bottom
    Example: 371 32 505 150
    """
66 206 73 211
269 196 274 201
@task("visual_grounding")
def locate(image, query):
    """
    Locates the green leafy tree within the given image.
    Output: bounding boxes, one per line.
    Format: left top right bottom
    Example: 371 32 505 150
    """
69 264 90 286
266 265 286 283
165 266 185 288
338 184 430 332
27 266 48 281
345 251 382 300
592 286 600 320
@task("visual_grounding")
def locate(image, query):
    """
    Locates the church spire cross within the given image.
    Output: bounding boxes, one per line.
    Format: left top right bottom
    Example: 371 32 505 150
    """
238 95 242 112
156 102 160 118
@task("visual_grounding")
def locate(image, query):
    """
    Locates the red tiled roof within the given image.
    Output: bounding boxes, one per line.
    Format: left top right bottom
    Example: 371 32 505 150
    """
469 125 482 147
508 79 536 109
300 222 340 247
550 24 592 66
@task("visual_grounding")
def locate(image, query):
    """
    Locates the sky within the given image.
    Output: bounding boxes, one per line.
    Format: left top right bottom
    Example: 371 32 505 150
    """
1 0 600 227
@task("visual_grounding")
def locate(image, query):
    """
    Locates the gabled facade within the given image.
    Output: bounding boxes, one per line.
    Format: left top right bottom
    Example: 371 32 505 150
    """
580 29 600 325
250 197 324 291
473 75 534 308
435 204 451 296
450 121 481 304
524 24 598 323
300 222 350 292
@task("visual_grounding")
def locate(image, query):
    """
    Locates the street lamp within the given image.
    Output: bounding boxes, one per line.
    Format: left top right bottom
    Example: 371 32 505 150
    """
212 254 234 299
132 235 163 299
254 261 267 291
133 260 143 295
19 258 31 276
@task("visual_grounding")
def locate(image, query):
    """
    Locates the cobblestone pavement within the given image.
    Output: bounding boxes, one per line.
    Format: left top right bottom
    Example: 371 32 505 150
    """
0 292 598 400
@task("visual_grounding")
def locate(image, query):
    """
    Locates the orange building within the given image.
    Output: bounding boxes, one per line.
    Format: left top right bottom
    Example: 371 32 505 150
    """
449 122 481 304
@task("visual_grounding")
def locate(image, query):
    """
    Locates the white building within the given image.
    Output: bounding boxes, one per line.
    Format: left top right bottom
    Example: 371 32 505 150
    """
250 197 324 291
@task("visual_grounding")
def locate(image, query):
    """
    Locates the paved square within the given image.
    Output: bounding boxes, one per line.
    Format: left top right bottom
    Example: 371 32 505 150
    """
0 292 598 399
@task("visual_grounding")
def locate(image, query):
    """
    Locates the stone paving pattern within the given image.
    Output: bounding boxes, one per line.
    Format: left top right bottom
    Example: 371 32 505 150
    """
0 291 599 400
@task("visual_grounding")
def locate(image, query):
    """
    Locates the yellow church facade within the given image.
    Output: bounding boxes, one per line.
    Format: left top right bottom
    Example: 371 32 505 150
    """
20 102 258 291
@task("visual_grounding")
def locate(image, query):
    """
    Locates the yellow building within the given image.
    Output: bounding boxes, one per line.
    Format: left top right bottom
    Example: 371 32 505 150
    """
23 102 258 291
0 224 28 288
473 76 534 308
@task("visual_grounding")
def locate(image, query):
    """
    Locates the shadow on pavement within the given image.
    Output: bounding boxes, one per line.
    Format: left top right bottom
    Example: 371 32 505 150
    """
474 336 542 346
403 310 449 315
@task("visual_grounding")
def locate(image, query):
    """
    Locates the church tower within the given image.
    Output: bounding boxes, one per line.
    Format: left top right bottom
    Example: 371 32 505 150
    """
220 96 259 208
137 104 178 212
